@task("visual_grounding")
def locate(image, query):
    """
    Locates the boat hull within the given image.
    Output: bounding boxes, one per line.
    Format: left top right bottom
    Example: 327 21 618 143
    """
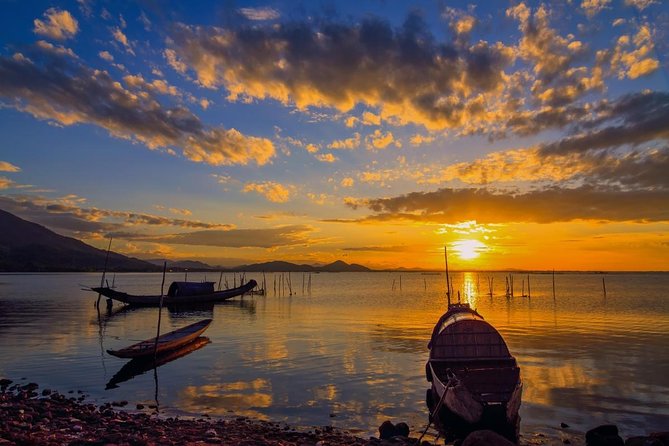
93 280 257 306
426 304 522 442
107 319 212 359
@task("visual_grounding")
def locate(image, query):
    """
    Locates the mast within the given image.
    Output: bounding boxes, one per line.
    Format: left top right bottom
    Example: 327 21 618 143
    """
444 245 451 306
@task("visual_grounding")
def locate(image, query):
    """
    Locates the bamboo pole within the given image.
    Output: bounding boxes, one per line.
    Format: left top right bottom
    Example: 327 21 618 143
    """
602 277 607 299
444 246 451 305
527 274 531 298
96 237 113 308
154 262 167 358
552 269 556 300
217 271 223 291
399 275 402 291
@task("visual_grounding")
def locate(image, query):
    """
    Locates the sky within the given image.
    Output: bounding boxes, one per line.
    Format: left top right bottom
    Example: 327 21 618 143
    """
0 0 668 271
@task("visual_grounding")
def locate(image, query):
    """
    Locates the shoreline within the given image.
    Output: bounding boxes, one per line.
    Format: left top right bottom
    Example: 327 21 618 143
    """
2 378 666 446
0 379 395 446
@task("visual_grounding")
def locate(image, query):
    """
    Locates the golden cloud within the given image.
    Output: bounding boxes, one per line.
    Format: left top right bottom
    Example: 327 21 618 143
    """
33 8 78 40
0 44 275 167
243 181 293 203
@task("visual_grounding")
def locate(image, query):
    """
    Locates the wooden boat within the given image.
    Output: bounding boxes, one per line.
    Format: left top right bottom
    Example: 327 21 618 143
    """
107 319 212 359
425 303 522 442
106 337 210 389
92 280 257 307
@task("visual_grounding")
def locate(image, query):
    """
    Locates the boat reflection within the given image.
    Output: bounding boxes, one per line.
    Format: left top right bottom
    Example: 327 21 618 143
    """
106 336 211 389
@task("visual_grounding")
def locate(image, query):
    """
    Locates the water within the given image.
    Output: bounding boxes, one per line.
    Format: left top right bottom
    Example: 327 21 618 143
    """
0 272 668 440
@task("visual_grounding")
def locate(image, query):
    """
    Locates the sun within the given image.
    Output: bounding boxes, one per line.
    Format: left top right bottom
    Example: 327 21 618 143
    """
452 239 486 261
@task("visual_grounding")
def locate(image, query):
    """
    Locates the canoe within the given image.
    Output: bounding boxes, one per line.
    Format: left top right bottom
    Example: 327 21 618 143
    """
107 319 212 359
92 280 257 306
425 303 522 442
106 337 210 389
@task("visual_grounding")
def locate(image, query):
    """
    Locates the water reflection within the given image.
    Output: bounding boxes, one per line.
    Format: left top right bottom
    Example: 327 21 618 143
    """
0 272 668 438
106 337 211 389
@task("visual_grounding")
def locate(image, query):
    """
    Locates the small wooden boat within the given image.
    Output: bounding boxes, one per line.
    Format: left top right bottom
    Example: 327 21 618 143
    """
106 337 211 389
425 303 522 442
92 280 257 307
107 319 212 359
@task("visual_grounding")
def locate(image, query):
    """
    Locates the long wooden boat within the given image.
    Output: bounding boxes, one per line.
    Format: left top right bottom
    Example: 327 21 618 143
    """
107 319 212 359
425 303 522 442
92 280 257 307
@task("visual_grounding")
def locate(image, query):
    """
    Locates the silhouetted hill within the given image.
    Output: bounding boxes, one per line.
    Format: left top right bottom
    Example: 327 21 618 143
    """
320 260 371 272
233 259 372 272
0 209 160 272
145 259 217 270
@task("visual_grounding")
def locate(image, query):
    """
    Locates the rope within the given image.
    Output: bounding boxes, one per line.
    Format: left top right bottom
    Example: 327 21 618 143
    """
416 384 449 444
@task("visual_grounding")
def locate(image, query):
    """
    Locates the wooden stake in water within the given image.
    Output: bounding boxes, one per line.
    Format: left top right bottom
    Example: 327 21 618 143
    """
399 275 402 292
217 271 223 291
552 269 556 300
96 237 113 308
444 246 451 305
154 261 167 358
602 277 607 299
527 274 531 298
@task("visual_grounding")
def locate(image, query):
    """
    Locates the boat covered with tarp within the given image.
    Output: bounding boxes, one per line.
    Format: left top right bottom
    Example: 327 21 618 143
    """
92 280 257 306
425 303 522 442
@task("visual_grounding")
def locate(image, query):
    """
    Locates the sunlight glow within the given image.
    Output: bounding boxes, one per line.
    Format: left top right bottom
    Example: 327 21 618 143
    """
452 239 486 260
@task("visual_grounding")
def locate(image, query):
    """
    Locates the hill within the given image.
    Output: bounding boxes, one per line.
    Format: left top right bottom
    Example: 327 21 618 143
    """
0 209 160 272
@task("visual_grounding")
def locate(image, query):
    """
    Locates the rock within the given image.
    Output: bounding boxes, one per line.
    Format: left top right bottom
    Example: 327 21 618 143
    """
562 422 570 428
462 430 516 446
625 436 664 446
650 433 669 446
379 420 396 440
205 428 218 437
586 425 624 446
136 404 144 410
395 422 410 437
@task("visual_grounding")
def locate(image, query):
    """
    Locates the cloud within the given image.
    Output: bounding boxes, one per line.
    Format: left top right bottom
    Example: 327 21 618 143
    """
167 13 515 131
33 8 79 40
238 7 280 21
328 133 361 150
409 133 435 146
315 153 338 163
0 161 20 172
243 181 293 203
610 24 659 80
112 27 135 55
99 51 114 62
506 3 602 106
440 145 669 190
0 43 275 167
581 0 611 17
340 177 355 188
625 0 659 10
0 194 231 237
539 91 669 156
365 129 398 150
144 225 313 248
342 245 409 252
0 177 16 189
307 193 328 205
361 111 381 126
345 186 669 224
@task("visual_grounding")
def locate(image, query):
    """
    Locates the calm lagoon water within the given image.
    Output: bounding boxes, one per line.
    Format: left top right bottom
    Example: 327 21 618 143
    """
0 272 668 440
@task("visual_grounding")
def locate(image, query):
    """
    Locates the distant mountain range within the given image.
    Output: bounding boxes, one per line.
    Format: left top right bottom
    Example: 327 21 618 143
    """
0 209 373 273
0 209 160 272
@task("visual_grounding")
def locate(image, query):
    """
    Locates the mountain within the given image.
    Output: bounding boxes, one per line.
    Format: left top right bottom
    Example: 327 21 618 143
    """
234 259 372 272
320 260 371 272
0 209 161 272
145 259 217 270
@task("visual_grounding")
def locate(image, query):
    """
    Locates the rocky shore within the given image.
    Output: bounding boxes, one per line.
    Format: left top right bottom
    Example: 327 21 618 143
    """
0 379 422 446
1 378 667 446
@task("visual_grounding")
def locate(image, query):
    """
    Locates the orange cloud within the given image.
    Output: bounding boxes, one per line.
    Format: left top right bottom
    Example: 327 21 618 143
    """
33 8 78 40
243 181 293 203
